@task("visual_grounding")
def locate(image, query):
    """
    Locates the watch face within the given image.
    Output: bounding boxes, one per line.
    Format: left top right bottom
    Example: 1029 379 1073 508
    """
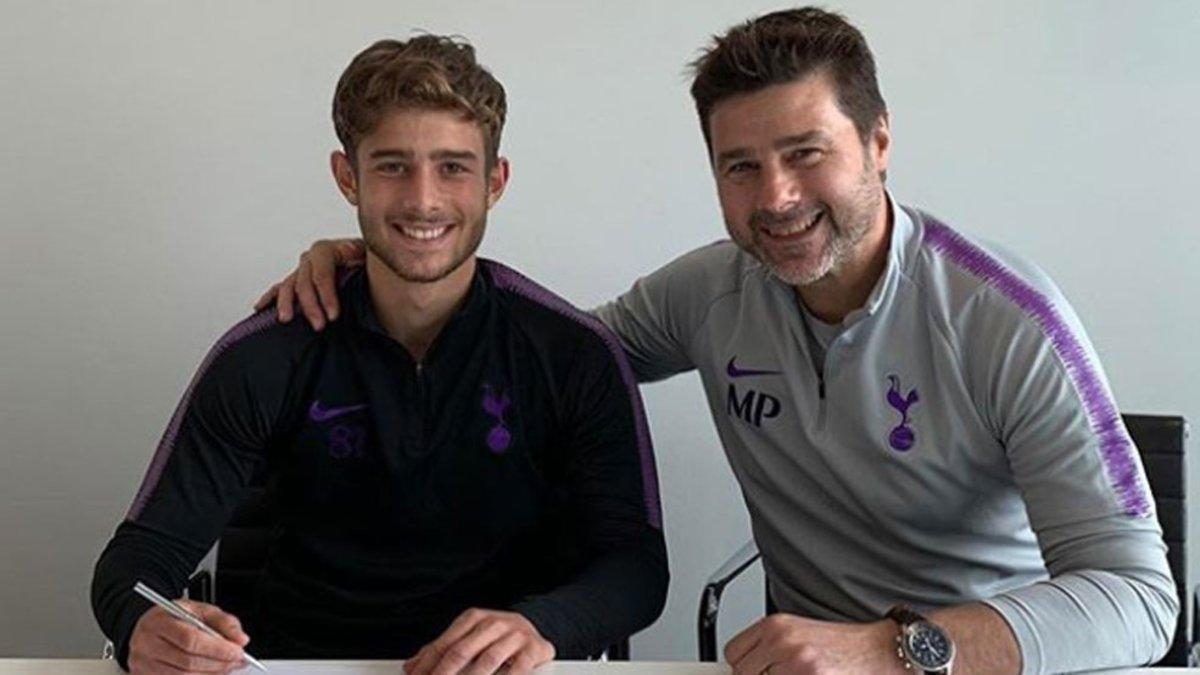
906 622 953 668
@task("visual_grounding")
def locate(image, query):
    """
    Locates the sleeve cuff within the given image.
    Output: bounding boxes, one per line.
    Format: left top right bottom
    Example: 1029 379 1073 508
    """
982 594 1042 675
510 597 593 660
112 596 154 671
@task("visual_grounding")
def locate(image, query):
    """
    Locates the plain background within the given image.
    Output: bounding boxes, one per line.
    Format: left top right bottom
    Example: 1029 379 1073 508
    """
1 0 1197 660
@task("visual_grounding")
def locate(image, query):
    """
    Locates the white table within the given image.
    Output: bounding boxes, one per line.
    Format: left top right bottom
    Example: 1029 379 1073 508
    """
0 662 727 675
0 661 1195 674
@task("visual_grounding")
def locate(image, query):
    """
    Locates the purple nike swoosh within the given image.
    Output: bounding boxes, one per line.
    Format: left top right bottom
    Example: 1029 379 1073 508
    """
308 401 369 422
726 356 782 378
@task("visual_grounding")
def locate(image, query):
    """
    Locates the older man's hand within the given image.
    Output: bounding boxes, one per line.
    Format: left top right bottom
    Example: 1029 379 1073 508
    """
254 237 365 330
725 613 904 675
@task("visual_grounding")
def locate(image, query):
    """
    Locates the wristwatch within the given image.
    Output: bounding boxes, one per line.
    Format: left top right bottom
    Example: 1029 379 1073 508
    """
886 605 955 674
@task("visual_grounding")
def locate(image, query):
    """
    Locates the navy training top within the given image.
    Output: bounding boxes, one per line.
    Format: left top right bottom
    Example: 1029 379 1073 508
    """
92 260 667 666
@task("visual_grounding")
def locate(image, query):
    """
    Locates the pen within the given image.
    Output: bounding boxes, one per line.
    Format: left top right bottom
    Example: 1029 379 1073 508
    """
133 581 269 672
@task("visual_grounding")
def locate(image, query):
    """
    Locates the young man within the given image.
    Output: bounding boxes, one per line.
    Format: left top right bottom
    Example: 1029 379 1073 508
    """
92 36 667 675
264 9 1176 675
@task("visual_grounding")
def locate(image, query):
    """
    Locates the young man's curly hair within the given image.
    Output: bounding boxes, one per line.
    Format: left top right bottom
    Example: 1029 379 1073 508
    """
333 35 507 168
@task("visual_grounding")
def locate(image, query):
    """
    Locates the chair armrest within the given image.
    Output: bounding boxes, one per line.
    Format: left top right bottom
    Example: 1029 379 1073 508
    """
1190 584 1199 667
187 569 214 604
698 540 760 662
603 639 630 661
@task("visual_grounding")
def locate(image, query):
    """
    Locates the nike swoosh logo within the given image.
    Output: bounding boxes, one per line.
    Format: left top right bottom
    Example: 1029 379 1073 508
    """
308 400 369 422
726 356 782 378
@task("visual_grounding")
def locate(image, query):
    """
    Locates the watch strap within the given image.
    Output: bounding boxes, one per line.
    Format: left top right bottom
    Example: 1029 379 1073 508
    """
886 604 927 627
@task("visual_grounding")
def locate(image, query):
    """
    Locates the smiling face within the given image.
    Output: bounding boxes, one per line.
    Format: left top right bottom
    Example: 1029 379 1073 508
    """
708 72 890 287
332 108 509 284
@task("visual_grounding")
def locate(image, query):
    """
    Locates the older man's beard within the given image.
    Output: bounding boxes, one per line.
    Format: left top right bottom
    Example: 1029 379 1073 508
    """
739 164 883 288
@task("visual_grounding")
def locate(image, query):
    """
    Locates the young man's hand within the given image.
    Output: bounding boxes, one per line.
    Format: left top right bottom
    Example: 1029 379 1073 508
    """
127 599 250 674
403 608 555 675
254 237 366 330
724 613 904 675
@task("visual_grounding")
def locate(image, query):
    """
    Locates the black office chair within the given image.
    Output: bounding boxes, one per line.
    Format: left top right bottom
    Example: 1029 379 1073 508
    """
185 471 633 661
100 474 279 662
185 471 278 633
698 413 1191 666
1128 414 1191 666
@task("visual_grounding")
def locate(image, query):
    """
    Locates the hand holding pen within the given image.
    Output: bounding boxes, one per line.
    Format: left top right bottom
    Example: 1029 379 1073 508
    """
127 581 267 674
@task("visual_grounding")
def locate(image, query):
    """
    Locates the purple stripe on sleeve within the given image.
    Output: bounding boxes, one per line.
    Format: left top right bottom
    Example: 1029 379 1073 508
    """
126 311 279 522
922 218 1151 518
483 261 664 529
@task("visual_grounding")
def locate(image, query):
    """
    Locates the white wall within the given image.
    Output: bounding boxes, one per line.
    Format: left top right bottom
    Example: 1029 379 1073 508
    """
1 0 1197 660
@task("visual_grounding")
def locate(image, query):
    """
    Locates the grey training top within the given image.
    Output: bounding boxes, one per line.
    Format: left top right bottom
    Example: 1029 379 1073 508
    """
594 197 1178 674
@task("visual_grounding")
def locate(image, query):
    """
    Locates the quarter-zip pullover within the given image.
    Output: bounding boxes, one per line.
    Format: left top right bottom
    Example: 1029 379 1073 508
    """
595 196 1176 673
93 260 666 667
